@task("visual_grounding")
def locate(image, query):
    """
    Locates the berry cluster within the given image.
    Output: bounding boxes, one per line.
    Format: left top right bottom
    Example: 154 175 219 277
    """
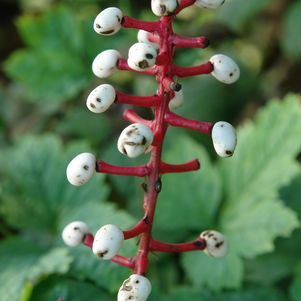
63 1 239 300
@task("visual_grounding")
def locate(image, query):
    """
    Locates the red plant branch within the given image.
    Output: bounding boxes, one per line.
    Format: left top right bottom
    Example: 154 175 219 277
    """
115 91 159 107
80 1 222 278
118 58 158 75
165 111 214 135
149 237 206 252
172 61 213 77
160 159 200 173
171 35 210 48
96 160 151 177
123 109 153 128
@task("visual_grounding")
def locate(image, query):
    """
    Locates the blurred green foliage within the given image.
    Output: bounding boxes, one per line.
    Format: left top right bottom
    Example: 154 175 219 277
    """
0 0 301 300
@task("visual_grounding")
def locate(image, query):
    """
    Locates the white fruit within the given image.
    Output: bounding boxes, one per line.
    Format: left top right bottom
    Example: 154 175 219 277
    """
210 54 240 84
117 123 153 158
212 121 237 158
200 230 229 258
62 221 90 247
137 30 160 51
87 84 116 113
66 153 96 186
127 43 157 71
94 7 123 36
151 0 179 16
118 274 152 301
92 224 124 260
92 49 121 78
195 0 225 9
169 89 184 110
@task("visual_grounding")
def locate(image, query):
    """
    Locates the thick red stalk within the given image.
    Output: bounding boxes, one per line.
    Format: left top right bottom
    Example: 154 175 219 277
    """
88 2 214 276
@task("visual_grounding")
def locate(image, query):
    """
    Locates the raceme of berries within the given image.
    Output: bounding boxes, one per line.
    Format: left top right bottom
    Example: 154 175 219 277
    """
63 1 239 300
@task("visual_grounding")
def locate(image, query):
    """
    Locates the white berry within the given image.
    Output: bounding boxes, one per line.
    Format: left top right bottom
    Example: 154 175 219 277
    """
94 7 123 36
169 89 184 110
92 224 124 260
151 0 179 16
117 123 153 158
212 121 237 158
66 153 96 186
137 30 160 51
195 0 225 9
92 49 121 78
127 43 157 72
210 54 240 84
118 274 152 301
62 221 90 247
200 230 229 258
87 84 116 113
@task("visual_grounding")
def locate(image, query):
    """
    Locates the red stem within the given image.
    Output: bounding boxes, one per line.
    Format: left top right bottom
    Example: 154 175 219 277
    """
160 159 200 174
172 35 209 48
111 255 136 269
122 16 160 32
83 233 94 248
118 58 158 75
123 109 153 128
96 160 151 177
115 91 159 107
123 219 149 240
149 237 205 252
88 6 214 276
175 0 196 14
172 61 213 77
165 111 213 135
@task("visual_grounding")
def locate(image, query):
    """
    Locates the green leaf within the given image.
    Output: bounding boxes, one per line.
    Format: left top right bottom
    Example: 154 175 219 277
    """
182 250 243 291
0 134 109 236
280 173 301 218
167 286 287 301
290 263 301 301
281 1 301 61
29 275 112 301
5 47 89 103
182 95 301 290
0 238 72 301
4 6 91 103
55 107 111 145
155 135 221 239
218 0 274 32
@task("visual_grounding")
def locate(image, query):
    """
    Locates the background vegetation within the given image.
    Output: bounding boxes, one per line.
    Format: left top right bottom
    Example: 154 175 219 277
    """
0 0 301 300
